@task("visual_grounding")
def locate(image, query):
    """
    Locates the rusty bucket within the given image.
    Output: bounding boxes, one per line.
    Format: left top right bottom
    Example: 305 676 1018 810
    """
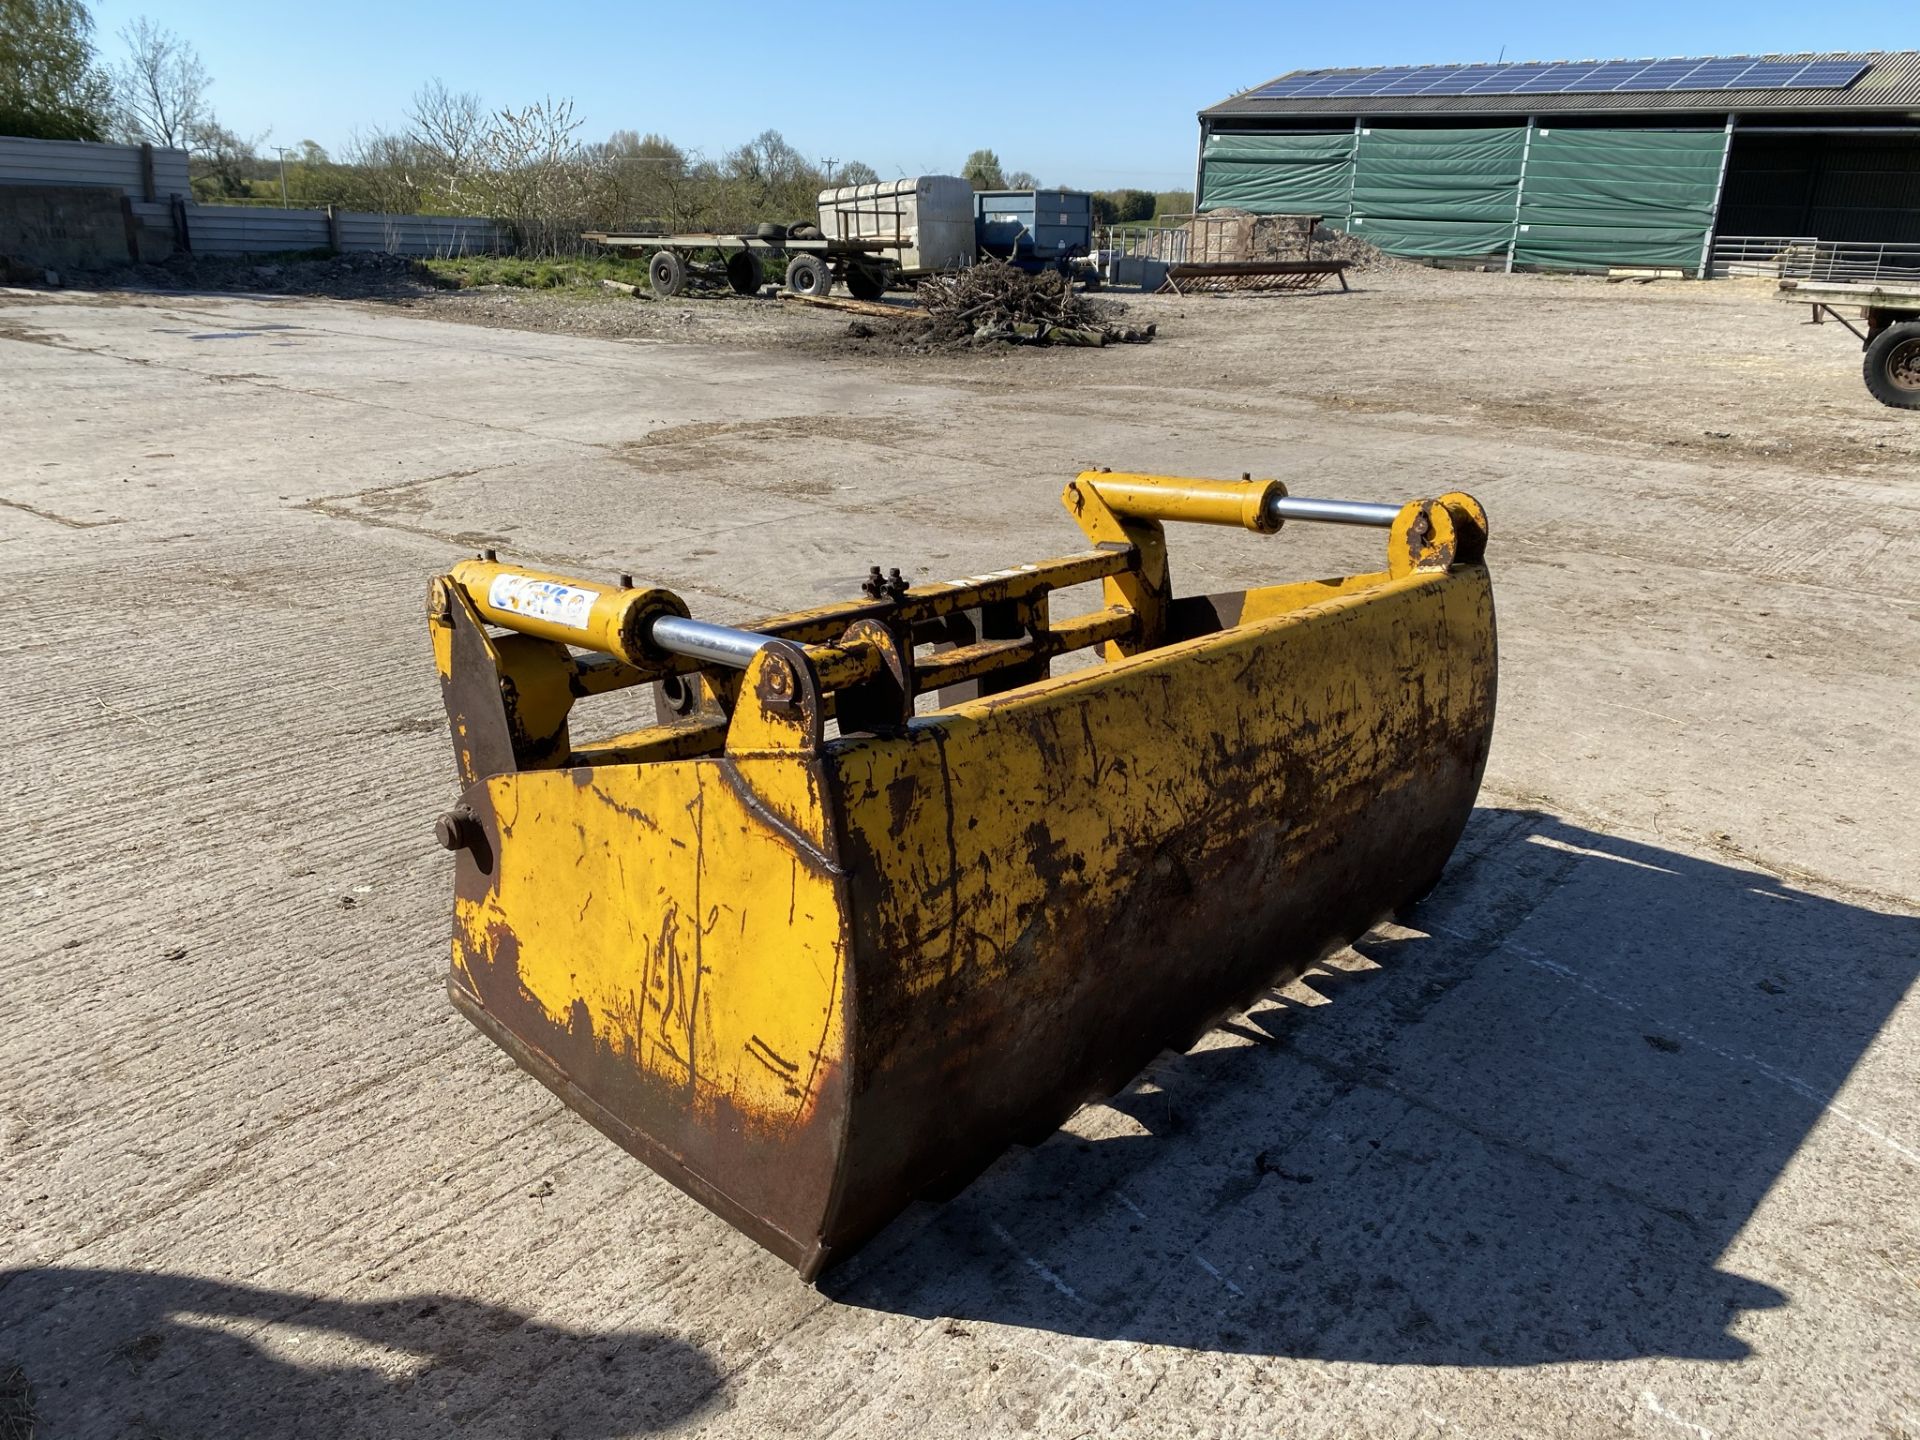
426 472 1496 1278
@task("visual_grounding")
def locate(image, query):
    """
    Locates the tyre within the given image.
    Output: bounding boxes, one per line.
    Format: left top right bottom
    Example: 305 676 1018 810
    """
726 250 765 295
648 249 687 299
844 263 889 301
754 223 788 241
1863 321 1920 410
785 253 832 297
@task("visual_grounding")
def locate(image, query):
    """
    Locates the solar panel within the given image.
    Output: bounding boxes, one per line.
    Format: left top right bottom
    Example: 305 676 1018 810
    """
1464 65 1532 93
1790 61 1871 86
1681 61 1755 86
1562 62 1650 91
1418 66 1502 94
1248 73 1335 98
1379 73 1447 94
1516 64 1593 90
1730 61 1807 86
1241 55 1872 101
1626 63 1703 83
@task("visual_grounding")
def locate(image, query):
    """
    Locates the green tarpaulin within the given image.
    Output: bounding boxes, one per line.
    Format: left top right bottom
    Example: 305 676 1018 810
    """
1198 122 1730 272
1199 131 1355 213
1514 127 1726 270
1511 222 1715 270
1351 127 1527 227
1345 215 1519 258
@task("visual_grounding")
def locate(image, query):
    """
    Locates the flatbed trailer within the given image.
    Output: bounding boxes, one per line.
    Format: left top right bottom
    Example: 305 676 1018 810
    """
582 230 907 302
1778 278 1920 410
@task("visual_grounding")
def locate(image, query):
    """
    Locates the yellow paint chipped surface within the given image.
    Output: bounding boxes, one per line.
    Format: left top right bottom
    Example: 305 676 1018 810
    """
455 761 846 1130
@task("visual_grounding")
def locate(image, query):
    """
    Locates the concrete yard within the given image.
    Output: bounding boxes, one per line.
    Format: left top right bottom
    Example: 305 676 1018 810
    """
2 270 1916 1438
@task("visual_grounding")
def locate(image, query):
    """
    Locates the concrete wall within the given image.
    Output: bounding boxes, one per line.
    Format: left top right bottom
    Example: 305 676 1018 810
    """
179 206 331 256
334 212 505 256
0 136 190 199
0 185 133 272
0 137 508 267
116 201 508 260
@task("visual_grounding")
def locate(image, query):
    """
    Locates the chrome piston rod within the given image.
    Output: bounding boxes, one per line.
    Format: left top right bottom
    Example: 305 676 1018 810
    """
648 615 772 669
1266 495 1403 528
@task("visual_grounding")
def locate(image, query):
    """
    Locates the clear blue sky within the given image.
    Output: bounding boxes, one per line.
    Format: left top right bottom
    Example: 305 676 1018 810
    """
89 0 1907 189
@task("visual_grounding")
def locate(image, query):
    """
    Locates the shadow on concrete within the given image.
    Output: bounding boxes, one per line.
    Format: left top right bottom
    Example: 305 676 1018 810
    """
827 807 1918 1365
0 1267 721 1438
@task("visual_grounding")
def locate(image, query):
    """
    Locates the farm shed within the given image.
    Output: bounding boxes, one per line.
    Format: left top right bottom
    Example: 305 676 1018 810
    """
1196 52 1920 276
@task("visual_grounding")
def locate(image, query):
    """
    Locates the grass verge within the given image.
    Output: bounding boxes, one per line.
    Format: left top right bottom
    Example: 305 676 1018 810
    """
421 255 656 290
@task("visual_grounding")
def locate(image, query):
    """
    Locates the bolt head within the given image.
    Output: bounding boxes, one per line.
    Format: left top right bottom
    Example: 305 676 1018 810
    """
435 808 480 852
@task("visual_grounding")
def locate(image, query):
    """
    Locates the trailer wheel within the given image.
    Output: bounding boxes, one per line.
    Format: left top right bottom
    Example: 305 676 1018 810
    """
786 253 832 298
648 250 687 299
844 262 889 301
726 250 765 295
1863 321 1920 409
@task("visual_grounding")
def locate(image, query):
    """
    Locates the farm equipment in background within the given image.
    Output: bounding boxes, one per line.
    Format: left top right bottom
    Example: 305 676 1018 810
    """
973 188 1097 282
1780 277 1920 409
590 178 1115 299
587 176 977 300
425 472 1497 1279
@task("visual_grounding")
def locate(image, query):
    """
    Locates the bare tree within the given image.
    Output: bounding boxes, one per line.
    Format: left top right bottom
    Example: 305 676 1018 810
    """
111 16 206 148
407 78 484 208
338 127 429 214
837 160 879 187
720 129 821 225
602 130 707 229
1006 170 1039 190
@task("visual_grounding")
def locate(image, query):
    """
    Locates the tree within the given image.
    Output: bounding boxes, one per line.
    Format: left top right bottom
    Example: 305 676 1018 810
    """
337 127 430 214
407 78 484 208
188 118 258 198
722 128 820 220
836 160 879 187
111 16 206 148
602 130 711 229
1005 170 1039 190
471 97 603 251
961 148 1004 191
0 0 114 141
1090 188 1156 225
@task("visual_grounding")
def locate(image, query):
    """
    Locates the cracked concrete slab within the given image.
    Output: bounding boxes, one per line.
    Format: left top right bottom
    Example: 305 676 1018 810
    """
1 280 1914 1440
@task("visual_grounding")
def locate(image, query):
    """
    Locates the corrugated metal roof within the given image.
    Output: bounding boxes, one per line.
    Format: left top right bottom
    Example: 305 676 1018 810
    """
1202 51 1920 121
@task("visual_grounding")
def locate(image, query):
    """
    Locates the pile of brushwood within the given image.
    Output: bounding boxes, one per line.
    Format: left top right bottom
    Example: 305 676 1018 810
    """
915 262 1153 347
